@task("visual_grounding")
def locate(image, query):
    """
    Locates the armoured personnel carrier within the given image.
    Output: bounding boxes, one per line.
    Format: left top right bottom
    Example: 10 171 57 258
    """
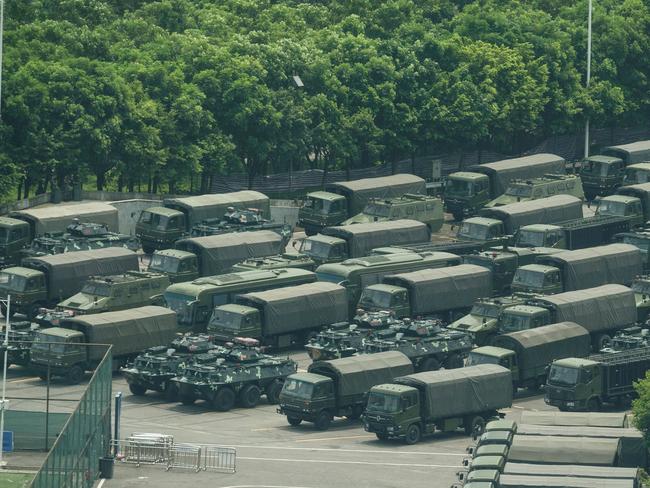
172 337 297 411
121 334 222 401
190 207 292 244
0 320 40 367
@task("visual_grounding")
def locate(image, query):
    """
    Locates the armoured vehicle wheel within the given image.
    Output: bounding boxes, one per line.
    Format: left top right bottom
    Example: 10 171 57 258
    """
180 396 196 406
587 398 601 412
375 433 388 441
129 384 147 396
165 383 179 402
446 354 464 369
420 358 440 372
314 411 332 431
66 366 84 385
265 381 283 404
287 416 302 426
465 416 486 436
238 384 261 408
404 424 421 445
213 387 236 412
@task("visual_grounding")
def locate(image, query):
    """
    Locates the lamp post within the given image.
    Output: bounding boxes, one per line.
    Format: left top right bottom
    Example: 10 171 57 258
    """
0 295 11 467
584 0 593 159
0 0 4 120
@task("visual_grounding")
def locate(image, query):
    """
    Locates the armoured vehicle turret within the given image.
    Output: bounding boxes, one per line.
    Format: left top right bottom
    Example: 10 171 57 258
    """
121 334 223 401
172 337 297 411
190 207 292 245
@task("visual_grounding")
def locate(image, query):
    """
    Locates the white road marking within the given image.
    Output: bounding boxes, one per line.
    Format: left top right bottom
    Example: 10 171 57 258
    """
97 479 106 488
227 444 466 456
294 434 374 442
10 377 39 383
238 456 458 468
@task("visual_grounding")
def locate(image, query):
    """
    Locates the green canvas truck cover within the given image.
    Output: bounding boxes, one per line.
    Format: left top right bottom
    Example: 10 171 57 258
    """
60 306 177 361
503 463 639 484
383 264 492 315
394 364 512 420
536 244 642 290
176 230 283 275
530 284 636 334
469 154 566 196
519 410 627 428
164 191 270 222
22 247 139 300
499 474 633 488
507 435 620 466
10 202 119 235
325 174 426 215
603 140 650 164
321 219 430 258
309 351 413 404
236 282 348 335
479 195 583 234
492 322 590 375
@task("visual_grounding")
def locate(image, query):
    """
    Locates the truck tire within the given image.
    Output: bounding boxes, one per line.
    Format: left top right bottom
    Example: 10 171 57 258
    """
164 382 179 402
587 398 601 412
129 384 147 396
445 354 464 369
314 411 332 431
375 433 388 441
66 365 84 385
180 395 196 406
213 387 236 412
0 304 15 318
287 416 302 426
596 334 612 351
346 405 363 421
452 212 464 222
142 245 155 254
27 303 42 321
419 358 440 372
464 416 486 436
404 424 421 445
238 384 261 409
265 380 283 404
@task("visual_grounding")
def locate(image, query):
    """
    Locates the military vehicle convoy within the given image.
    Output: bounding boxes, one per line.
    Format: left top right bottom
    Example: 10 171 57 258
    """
148 230 284 282
444 153 566 220
298 174 426 235
163 268 316 331
363 364 512 443
170 337 297 410
279 351 413 430
30 306 178 383
0 247 139 318
341 193 443 232
190 207 292 244
468 322 592 390
298 219 430 265
230 253 316 272
485 174 584 208
136 191 270 253
208 282 349 347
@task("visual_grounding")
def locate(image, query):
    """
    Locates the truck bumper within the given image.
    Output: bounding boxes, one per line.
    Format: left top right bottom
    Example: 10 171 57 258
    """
277 405 316 422
544 396 583 411
363 420 403 438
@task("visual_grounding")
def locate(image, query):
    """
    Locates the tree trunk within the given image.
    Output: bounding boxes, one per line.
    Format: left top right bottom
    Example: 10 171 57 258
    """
16 179 23 200
96 172 105 191
117 173 123 192
152 175 159 194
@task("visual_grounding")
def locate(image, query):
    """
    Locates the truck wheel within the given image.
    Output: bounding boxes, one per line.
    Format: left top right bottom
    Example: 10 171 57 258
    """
38 373 48 381
142 245 155 254
587 398 601 412
213 388 236 412
375 433 388 441
596 334 611 351
238 384 261 409
346 405 363 421
420 358 440 372
164 382 179 402
66 366 84 385
0 304 15 318
452 212 464 222
464 416 486 437
405 424 421 445
129 384 147 396
27 304 42 320
180 395 196 406
287 416 302 427
265 380 283 404
314 411 332 431
445 354 464 369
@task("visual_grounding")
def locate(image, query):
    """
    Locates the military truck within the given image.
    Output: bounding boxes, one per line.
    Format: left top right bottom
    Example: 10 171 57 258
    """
341 193 443 232
485 174 584 208
624 162 650 186
444 154 566 221
278 351 413 430
208 282 349 347
190 207 292 244
593 182 650 228
0 320 40 368
631 275 650 323
230 253 316 273
55 271 169 315
448 296 528 346
580 140 650 199
149 230 284 282
297 219 430 265
468 322 591 390
363 364 512 443
121 334 221 400
514 215 631 250
0 248 139 319
546 347 650 411
30 306 178 383
614 229 650 267
315 251 461 315
163 268 316 331
298 174 426 235
357 265 494 320
0 217 31 267
136 191 269 253
510 244 642 295
171 337 297 410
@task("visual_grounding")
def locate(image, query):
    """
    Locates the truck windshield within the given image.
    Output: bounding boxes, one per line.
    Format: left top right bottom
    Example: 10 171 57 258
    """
81 283 111 296
32 334 67 353
505 185 532 197
358 288 392 309
458 222 489 241
512 269 545 287
500 314 531 333
470 303 500 318
515 229 546 247
366 392 401 414
0 272 27 292
597 200 626 217
625 169 650 184
467 353 500 366
300 239 332 260
304 197 332 215
547 365 580 386
581 160 609 177
446 179 473 197
139 211 170 230
209 310 242 332
315 272 346 284
282 378 314 399
164 292 196 325
364 203 390 218
149 254 180 273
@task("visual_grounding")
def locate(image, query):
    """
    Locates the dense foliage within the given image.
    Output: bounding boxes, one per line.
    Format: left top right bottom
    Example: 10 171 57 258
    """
634 372 650 445
1 0 649 197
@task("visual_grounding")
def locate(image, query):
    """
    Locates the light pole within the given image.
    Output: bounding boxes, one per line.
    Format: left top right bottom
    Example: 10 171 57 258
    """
584 0 593 159
0 0 4 120
0 295 10 467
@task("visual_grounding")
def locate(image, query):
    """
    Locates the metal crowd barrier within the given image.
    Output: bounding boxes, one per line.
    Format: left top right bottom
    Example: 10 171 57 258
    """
202 445 237 473
168 444 202 472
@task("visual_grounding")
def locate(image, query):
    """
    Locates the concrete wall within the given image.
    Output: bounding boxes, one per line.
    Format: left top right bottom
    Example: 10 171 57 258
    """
108 199 160 235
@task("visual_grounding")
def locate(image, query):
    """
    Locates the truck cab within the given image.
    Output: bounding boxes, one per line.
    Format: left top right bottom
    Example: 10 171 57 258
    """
0 267 47 317
623 163 650 186
545 357 599 411
207 304 261 342
0 218 31 267
298 234 348 265
471 443 509 459
444 172 491 220
298 192 348 235
357 284 410 318
136 206 187 253
30 327 87 383
596 195 644 228
148 249 199 283
515 224 565 248
457 217 507 245
498 306 549 334
580 155 624 198
631 276 650 323
511 264 562 295
363 384 423 441
467 347 517 383
342 194 443 232
278 372 336 429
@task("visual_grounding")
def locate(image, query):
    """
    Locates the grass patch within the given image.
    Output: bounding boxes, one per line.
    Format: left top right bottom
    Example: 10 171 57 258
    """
0 472 35 488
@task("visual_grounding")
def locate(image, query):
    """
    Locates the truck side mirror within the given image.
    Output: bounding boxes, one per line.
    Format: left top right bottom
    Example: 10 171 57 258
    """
462 458 469 466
